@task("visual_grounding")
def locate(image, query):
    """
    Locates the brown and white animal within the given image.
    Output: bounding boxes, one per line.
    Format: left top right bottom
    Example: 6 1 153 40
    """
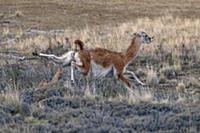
71 31 154 93
34 31 153 95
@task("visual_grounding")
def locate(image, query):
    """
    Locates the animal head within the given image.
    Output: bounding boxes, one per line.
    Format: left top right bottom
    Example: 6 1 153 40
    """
134 31 154 44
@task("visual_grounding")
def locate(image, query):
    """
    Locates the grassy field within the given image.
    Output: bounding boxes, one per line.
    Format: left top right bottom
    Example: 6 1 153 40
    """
0 0 200 132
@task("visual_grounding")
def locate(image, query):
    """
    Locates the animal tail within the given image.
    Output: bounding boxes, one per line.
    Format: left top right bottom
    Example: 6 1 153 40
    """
32 51 39 56
74 39 84 51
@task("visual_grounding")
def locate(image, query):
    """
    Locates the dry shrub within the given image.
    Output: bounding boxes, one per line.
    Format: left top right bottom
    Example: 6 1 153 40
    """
176 82 186 92
2 27 9 38
0 87 20 108
14 10 23 17
146 67 159 86
1 14 200 103
160 65 181 80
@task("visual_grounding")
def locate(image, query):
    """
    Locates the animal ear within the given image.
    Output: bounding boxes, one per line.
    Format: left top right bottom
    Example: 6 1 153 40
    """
133 32 141 37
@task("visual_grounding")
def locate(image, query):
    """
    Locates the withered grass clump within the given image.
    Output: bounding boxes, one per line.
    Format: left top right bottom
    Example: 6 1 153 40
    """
1 15 200 102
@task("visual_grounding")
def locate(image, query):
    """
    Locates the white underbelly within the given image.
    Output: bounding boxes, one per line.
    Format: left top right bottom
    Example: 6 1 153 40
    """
91 61 114 78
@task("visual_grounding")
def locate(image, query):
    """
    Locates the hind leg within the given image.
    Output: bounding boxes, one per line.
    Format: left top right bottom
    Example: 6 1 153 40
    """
124 70 145 85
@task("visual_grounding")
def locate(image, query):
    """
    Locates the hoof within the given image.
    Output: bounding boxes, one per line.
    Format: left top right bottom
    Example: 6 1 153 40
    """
32 51 38 56
71 80 75 85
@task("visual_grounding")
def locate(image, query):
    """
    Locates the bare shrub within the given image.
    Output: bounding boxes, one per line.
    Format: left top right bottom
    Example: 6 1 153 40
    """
146 67 159 86
0 87 20 109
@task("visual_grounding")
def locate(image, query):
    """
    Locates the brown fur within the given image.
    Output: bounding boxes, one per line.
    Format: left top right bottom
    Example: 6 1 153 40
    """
76 50 91 75
38 67 62 88
51 67 62 83
74 37 142 88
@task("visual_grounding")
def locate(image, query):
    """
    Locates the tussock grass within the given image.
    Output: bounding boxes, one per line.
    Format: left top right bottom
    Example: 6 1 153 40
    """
146 66 159 85
1 15 200 103
0 87 20 108
0 1 199 132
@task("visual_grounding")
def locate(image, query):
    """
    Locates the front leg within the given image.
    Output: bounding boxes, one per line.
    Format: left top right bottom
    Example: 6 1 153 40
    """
124 70 146 85
71 60 84 85
71 61 75 84
117 74 142 101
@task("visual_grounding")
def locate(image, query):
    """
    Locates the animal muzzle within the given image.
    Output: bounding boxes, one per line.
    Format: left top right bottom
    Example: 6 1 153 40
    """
147 36 154 44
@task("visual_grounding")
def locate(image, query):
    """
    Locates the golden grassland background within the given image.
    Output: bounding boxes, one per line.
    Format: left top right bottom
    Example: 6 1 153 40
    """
0 1 200 132
0 0 200 101
0 16 200 105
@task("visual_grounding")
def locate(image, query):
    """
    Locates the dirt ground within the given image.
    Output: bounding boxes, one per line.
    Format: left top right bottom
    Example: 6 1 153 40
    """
1 0 200 33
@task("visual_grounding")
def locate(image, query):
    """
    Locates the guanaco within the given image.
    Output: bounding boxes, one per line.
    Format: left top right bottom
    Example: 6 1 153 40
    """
71 31 154 94
34 31 153 96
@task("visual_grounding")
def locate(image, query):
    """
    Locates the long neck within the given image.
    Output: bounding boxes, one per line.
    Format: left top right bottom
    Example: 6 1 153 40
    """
125 37 142 63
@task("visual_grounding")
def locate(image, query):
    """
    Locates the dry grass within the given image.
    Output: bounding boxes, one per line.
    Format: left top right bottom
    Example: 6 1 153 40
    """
146 67 159 85
0 1 199 132
0 0 200 103
1 0 200 33
176 82 186 92
0 87 20 108
1 14 199 102
3 15 200 62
